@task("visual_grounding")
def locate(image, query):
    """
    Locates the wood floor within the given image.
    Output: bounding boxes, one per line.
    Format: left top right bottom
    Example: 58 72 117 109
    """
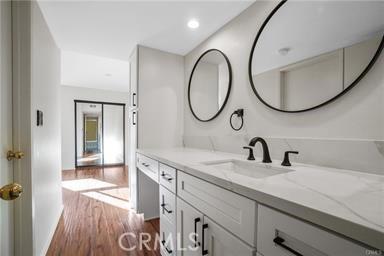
47 166 160 256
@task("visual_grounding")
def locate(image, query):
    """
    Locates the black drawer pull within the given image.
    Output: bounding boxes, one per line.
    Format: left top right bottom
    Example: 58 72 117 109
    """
273 236 303 256
161 240 173 254
161 172 173 181
132 92 137 107
194 217 201 248
202 223 208 255
161 203 173 214
132 111 136 125
142 162 150 167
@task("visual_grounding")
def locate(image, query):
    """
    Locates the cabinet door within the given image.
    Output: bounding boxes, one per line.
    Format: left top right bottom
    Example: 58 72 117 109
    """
177 198 203 256
202 216 256 256
257 205 368 256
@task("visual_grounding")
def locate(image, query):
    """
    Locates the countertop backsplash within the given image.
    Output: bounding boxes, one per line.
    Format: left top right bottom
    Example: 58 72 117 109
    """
183 135 384 175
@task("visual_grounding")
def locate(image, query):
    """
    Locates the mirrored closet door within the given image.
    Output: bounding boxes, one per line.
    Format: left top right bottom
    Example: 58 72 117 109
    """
75 100 125 168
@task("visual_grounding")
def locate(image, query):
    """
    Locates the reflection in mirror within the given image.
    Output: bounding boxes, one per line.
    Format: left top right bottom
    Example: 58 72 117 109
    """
249 1 384 112
103 104 124 165
76 102 103 167
188 49 231 121
75 101 125 167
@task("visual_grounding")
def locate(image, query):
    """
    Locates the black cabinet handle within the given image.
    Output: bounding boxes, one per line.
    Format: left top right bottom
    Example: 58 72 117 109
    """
161 172 173 181
273 236 303 256
161 203 173 214
132 92 136 107
142 162 149 167
202 223 208 255
194 218 201 248
132 112 136 125
161 240 173 254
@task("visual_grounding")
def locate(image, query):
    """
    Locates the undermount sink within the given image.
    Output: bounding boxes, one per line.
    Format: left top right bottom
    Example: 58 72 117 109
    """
202 160 294 179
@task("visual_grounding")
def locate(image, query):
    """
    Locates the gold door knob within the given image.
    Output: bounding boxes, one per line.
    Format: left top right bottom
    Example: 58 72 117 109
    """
6 150 25 161
0 183 23 201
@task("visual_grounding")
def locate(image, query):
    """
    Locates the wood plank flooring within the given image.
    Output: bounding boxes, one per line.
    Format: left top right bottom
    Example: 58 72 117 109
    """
47 166 160 256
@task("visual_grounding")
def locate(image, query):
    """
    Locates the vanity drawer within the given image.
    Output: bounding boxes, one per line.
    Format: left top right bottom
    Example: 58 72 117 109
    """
160 220 176 256
258 205 368 256
160 163 176 193
160 185 176 227
137 153 159 183
177 171 257 246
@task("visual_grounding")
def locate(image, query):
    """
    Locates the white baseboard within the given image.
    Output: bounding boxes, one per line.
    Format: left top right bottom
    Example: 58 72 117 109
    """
40 204 64 256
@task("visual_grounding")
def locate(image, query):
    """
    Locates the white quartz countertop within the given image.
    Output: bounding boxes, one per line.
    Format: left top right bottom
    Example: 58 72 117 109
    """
137 147 384 250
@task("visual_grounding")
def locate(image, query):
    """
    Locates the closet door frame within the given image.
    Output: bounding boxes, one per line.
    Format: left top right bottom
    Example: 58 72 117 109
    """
74 99 126 168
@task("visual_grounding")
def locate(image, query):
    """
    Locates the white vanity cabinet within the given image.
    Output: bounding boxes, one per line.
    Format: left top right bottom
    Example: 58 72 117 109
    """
176 198 203 256
257 205 368 256
203 216 256 256
176 198 255 256
137 154 159 183
140 153 375 256
177 171 257 246
160 163 177 193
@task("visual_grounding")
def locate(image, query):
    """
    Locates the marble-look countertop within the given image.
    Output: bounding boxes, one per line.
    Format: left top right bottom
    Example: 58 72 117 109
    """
137 147 384 251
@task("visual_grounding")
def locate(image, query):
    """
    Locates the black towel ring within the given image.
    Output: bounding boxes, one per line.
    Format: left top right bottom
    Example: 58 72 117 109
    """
230 109 244 131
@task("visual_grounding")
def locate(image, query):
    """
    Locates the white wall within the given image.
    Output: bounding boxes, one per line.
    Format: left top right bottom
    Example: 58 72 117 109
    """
138 46 184 149
61 85 129 170
31 3 62 255
184 1 384 141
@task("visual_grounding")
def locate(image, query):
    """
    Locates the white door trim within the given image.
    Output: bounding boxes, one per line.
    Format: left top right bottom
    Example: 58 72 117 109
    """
12 1 34 255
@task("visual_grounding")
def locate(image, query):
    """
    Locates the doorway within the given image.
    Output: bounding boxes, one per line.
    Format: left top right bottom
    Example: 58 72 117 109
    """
75 100 125 168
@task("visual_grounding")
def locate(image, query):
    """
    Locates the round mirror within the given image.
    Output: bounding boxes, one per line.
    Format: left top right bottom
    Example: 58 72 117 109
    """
188 49 232 122
249 0 384 113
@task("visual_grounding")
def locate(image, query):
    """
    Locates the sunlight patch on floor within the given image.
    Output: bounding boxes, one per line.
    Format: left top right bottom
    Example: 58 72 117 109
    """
100 187 130 201
62 178 117 191
82 191 131 210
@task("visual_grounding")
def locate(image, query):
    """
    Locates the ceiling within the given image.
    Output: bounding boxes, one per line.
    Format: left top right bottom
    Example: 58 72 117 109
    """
39 1 253 92
38 1 253 60
61 51 130 92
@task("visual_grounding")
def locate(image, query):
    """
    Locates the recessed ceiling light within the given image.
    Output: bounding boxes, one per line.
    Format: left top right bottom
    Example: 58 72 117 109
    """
188 19 199 29
105 73 112 77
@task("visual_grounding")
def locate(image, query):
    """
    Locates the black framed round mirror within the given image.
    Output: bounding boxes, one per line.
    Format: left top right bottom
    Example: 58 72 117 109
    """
249 0 384 113
188 49 232 122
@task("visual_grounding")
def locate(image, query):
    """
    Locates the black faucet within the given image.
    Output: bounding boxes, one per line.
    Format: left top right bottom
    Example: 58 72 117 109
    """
281 151 299 166
243 146 255 160
248 137 272 163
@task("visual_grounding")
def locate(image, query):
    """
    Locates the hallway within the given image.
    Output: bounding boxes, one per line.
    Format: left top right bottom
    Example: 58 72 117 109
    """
47 166 160 256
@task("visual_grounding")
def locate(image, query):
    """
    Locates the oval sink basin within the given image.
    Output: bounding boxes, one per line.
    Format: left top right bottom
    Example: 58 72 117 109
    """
202 160 294 179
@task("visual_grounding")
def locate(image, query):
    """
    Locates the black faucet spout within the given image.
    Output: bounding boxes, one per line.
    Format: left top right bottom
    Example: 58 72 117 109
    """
249 137 272 163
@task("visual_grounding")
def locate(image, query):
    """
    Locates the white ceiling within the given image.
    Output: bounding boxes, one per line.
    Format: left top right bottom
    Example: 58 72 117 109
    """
39 1 253 59
61 51 130 92
39 1 253 92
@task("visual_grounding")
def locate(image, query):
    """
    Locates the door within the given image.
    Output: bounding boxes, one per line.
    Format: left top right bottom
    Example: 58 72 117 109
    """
176 198 203 256
103 104 125 165
0 1 23 255
202 216 255 256
75 101 103 167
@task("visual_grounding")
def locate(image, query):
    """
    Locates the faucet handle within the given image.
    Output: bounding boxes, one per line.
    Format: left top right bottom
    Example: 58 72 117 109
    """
243 146 255 161
281 151 299 166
